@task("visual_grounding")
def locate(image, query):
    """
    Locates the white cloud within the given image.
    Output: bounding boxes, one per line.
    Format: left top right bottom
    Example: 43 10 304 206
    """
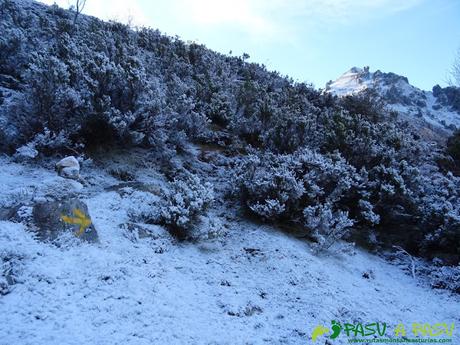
38 0 424 39
170 0 287 38
164 0 424 39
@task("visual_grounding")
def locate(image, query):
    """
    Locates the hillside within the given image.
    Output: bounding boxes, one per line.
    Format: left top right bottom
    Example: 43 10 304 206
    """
1 153 459 344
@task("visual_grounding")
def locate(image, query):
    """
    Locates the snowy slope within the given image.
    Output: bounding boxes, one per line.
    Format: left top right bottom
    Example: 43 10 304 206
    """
0 155 459 345
325 67 460 136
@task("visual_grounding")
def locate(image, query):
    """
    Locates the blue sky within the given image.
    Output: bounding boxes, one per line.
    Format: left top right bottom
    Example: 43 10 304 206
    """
41 0 460 90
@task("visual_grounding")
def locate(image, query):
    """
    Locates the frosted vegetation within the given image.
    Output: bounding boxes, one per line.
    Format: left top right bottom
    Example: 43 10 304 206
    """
0 0 459 292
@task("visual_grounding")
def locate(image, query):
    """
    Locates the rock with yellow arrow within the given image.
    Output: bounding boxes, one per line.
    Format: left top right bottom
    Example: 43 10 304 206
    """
32 198 98 243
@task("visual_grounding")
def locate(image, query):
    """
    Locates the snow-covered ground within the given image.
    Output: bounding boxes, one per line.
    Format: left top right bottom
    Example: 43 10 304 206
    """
0 155 459 345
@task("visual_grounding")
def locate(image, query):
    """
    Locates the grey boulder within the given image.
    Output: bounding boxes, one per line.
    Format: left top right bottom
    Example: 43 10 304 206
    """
32 198 98 243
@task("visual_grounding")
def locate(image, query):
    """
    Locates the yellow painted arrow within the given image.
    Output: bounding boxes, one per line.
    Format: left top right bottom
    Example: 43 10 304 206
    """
61 208 92 237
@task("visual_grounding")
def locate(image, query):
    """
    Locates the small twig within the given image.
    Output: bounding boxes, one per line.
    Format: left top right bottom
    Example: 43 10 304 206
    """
393 245 416 279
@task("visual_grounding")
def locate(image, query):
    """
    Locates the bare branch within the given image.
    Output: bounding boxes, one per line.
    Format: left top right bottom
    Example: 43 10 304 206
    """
72 0 87 25
393 245 417 279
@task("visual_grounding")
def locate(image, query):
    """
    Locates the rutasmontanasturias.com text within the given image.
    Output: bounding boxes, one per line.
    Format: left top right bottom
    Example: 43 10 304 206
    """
310 321 455 343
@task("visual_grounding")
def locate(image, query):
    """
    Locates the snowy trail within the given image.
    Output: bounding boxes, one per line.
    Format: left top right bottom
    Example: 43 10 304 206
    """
1 191 459 344
0 158 459 345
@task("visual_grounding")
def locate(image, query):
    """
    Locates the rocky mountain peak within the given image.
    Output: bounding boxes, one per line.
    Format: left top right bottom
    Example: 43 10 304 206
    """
326 67 460 136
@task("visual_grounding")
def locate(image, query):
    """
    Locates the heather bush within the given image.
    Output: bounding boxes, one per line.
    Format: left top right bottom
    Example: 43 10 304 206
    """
428 265 460 293
303 203 354 250
160 174 214 232
235 149 376 247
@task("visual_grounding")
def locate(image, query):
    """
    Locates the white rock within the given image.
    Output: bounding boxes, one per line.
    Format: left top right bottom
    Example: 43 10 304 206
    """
56 156 80 180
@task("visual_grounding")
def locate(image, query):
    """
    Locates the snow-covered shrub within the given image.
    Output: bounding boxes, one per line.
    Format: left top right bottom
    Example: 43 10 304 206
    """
365 160 422 222
205 90 233 126
0 186 36 208
14 143 38 160
320 109 426 171
236 148 369 248
194 215 227 240
340 89 387 123
421 206 460 265
446 129 460 168
28 128 76 156
259 109 318 154
369 164 460 264
160 174 214 232
236 153 305 220
23 54 81 133
428 265 460 293
231 79 328 154
237 149 366 216
0 252 22 295
358 200 380 225
123 189 163 224
303 203 354 250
